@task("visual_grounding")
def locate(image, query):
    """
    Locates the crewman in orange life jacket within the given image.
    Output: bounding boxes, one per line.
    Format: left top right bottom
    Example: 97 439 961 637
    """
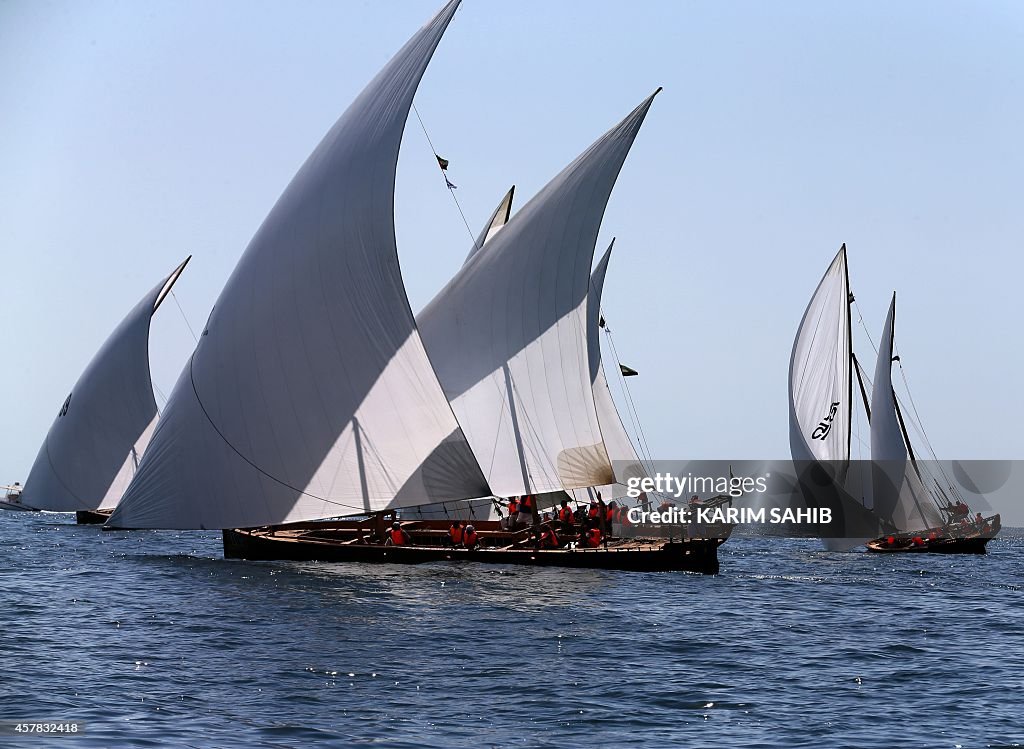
539 524 560 549
463 524 479 549
504 496 520 530
385 521 411 546
518 494 535 526
558 499 575 525
449 521 464 546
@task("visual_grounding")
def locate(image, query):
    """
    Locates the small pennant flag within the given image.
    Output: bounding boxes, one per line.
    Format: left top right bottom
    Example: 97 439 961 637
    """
599 315 606 329
436 155 450 170
620 363 639 377
445 177 458 190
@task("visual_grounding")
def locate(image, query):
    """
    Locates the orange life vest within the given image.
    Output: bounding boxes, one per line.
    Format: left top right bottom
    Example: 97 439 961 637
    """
586 528 602 547
449 525 463 544
588 504 600 518
541 529 559 548
507 498 519 515
464 529 479 547
605 506 615 523
520 495 534 512
390 528 407 545
558 506 574 524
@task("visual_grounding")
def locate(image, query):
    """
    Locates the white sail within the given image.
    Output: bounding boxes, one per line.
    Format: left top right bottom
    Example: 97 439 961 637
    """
587 241 648 500
109 0 492 530
20 258 190 512
465 185 514 263
788 246 851 467
869 294 943 531
418 91 660 498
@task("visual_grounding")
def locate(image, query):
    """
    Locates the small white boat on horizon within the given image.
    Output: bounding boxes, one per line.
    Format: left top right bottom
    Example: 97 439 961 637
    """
1 483 36 512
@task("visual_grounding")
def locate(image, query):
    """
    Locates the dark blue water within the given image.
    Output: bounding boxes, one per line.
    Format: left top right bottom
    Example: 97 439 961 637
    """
1 513 1021 748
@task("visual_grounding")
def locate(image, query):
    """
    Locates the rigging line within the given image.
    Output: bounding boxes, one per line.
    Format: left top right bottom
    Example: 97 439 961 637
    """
170 290 199 344
852 299 880 356
893 355 959 493
605 326 655 469
411 103 478 248
602 315 657 476
153 382 169 408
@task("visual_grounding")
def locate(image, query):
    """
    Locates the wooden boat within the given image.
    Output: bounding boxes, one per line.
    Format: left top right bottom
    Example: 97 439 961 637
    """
789 248 1000 553
866 513 1001 554
104 2 723 575
76 509 113 525
1 484 36 512
223 518 731 574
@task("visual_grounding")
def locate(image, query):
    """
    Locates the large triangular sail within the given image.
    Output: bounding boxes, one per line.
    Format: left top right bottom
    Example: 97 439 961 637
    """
788 245 852 468
869 294 943 531
20 257 190 512
417 91 660 498
109 0 492 530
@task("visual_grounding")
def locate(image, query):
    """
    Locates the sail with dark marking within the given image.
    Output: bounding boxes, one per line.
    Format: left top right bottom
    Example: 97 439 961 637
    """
20 257 190 512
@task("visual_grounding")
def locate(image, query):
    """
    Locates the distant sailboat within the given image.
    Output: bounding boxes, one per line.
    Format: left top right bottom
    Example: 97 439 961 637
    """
789 246 999 552
109 1 726 572
18 257 190 522
1 483 32 512
863 293 999 552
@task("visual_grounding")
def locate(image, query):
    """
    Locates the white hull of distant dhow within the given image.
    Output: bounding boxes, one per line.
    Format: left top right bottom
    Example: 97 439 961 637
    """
1 489 36 512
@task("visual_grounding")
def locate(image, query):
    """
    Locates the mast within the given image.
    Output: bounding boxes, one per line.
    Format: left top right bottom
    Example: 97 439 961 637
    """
842 244 853 463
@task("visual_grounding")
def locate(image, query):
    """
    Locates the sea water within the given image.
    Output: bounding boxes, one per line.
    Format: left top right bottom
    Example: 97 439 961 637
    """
1 512 1021 748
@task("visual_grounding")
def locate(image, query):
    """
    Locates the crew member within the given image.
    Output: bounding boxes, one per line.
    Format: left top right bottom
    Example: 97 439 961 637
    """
518 494 535 526
463 524 479 549
505 496 520 530
448 520 464 546
539 524 560 549
385 521 411 546
584 525 602 548
558 499 575 526
604 501 617 534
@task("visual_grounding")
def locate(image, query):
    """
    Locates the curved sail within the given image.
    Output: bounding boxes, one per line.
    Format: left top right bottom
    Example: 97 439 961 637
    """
465 185 514 263
788 245 851 467
109 0 491 530
869 294 943 531
20 258 190 512
587 241 648 500
418 91 659 497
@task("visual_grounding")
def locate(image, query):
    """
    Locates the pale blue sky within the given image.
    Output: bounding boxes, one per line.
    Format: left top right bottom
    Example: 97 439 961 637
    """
2 2 1022 510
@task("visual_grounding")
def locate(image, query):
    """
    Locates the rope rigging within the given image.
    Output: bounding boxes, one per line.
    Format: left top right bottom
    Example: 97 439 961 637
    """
852 296 960 512
411 104 478 249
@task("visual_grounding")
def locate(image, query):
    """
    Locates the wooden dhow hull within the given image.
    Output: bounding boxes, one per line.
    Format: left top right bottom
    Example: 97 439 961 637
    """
0 499 36 512
76 509 113 525
865 514 1000 554
223 520 730 574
